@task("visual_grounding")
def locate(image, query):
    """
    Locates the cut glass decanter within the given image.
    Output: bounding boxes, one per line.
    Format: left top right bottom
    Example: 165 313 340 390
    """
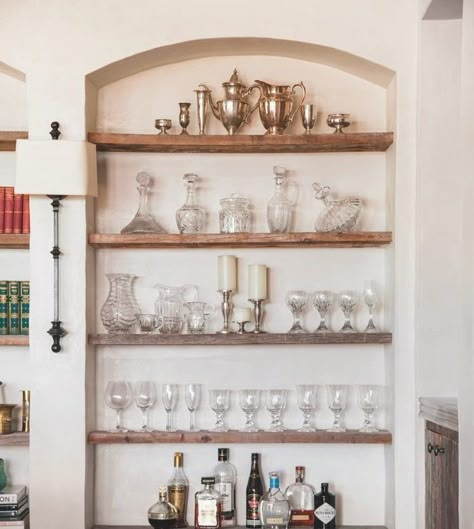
312 182 362 232
176 173 206 233
267 166 292 233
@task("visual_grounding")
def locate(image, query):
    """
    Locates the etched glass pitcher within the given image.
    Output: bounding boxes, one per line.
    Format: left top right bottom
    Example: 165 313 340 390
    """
154 284 198 334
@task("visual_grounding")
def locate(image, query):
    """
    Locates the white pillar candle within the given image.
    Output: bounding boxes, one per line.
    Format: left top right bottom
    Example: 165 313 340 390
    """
217 255 237 291
248 264 267 300
233 306 252 322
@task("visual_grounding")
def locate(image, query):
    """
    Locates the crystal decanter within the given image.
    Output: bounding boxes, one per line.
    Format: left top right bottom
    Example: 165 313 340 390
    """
176 173 206 233
312 182 362 232
121 172 166 234
267 166 292 233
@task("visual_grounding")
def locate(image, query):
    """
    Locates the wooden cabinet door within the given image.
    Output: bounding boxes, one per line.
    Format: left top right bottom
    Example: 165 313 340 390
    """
425 422 459 529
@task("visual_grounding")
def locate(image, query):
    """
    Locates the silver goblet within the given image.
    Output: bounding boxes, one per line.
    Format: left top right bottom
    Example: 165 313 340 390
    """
178 102 191 135
301 103 316 134
155 119 172 135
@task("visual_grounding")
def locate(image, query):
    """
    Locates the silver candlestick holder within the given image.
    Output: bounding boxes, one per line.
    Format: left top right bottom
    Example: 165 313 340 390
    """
249 299 266 333
217 290 234 334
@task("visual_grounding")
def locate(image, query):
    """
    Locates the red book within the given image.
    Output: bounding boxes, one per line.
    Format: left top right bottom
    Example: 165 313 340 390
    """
13 193 23 234
22 195 30 234
0 187 5 234
4 187 14 234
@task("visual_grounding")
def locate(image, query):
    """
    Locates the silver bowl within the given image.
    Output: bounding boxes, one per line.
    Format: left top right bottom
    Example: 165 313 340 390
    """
155 118 172 135
327 113 351 134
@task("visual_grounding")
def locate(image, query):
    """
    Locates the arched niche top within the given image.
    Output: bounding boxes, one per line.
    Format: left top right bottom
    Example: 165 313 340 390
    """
87 37 395 89
0 61 25 82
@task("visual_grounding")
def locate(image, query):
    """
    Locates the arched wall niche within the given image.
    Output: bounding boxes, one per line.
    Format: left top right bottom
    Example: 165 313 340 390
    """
0 60 27 132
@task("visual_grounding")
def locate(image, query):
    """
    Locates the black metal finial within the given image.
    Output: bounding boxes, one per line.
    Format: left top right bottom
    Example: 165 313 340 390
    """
50 122 61 140
48 321 66 353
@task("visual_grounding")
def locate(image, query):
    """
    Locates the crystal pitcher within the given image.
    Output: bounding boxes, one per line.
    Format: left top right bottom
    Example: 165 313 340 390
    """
100 274 140 334
154 283 198 334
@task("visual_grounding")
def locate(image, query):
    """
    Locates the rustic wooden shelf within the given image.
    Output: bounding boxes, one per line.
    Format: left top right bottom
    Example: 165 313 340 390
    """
89 332 391 346
0 234 30 249
0 432 29 446
88 430 392 445
0 131 28 152
94 526 387 529
89 232 392 249
88 132 393 153
0 335 29 346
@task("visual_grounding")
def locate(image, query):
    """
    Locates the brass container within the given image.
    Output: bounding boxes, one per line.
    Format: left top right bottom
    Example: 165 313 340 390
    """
21 390 30 433
0 405 16 434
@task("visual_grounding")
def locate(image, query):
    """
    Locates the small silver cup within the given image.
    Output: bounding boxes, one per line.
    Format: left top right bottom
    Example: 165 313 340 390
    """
301 103 316 134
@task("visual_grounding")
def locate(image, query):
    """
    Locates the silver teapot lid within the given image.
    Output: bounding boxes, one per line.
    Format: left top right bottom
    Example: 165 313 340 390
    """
222 69 246 89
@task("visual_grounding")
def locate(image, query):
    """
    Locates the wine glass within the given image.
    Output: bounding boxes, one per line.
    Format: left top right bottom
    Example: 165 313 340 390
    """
105 381 132 433
286 290 307 333
239 389 260 432
313 291 334 332
184 383 201 431
326 385 348 432
134 381 156 432
358 385 379 432
364 281 377 332
338 291 359 332
209 389 231 432
296 384 317 432
162 384 179 432
265 389 287 432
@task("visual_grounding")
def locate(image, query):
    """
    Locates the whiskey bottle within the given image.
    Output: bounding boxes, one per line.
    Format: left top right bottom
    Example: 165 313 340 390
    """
148 486 178 529
195 477 222 529
246 453 264 528
168 452 189 528
285 466 314 526
313 483 336 529
214 448 237 527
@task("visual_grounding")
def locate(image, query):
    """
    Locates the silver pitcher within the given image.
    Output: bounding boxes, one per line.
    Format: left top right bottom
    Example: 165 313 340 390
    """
250 79 306 135
206 69 259 135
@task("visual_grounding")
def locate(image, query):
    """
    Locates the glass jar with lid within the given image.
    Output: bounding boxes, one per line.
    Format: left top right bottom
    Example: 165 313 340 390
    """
219 194 251 233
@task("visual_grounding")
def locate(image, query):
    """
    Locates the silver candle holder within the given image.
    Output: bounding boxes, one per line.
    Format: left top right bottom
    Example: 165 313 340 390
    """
217 290 234 334
249 299 266 333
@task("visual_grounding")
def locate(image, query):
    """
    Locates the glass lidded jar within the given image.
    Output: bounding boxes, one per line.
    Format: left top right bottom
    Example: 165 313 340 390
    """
176 173 206 234
219 194 251 234
148 486 178 529
267 166 293 233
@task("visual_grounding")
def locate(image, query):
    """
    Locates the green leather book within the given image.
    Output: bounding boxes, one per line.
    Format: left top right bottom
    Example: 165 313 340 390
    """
7 281 20 335
0 281 8 335
20 281 29 336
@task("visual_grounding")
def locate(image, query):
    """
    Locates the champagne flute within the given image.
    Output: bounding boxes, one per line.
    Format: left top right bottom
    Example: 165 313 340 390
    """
364 281 378 332
184 383 201 431
162 384 179 432
296 384 317 432
239 389 260 432
209 389 231 432
358 385 379 432
326 384 348 432
105 381 132 433
134 381 156 432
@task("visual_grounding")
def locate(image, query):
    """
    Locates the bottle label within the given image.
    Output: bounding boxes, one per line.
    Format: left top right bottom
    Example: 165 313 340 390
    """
290 509 315 525
314 503 336 524
198 499 219 526
247 493 261 525
266 518 284 524
215 481 234 515
168 484 188 525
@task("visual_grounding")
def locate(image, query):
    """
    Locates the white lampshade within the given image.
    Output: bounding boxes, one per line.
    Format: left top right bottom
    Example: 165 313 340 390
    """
15 139 98 196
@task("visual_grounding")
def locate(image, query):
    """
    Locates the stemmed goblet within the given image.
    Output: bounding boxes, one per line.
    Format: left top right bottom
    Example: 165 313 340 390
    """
364 281 378 332
105 381 132 433
358 385 379 432
338 291 359 332
326 384 348 432
296 384 317 432
265 389 287 432
184 383 201 431
239 389 260 432
313 291 334 332
134 381 156 432
209 389 231 432
286 290 307 333
162 384 179 432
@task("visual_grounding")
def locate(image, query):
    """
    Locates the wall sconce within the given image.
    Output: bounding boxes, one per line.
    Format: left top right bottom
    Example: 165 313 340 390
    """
15 122 98 352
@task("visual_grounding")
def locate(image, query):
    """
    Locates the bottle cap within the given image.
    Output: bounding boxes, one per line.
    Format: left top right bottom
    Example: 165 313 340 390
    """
218 448 229 461
174 452 183 467
269 472 280 488
321 483 329 491
202 476 216 485
251 452 259 459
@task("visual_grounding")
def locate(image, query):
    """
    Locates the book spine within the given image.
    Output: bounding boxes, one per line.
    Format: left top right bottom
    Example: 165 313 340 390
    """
0 495 22 505
4 188 14 234
0 522 26 527
0 187 5 234
12 194 23 235
7 281 20 335
21 196 29 235
19 282 29 336
0 282 8 336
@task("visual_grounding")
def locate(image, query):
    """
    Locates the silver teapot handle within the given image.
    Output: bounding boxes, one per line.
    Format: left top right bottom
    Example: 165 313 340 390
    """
288 82 306 124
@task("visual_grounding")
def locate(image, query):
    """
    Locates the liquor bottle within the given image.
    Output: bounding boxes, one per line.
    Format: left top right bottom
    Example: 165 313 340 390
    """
285 466 314 526
313 483 336 529
148 486 178 529
214 448 237 527
260 472 291 529
246 452 265 528
195 476 222 529
168 452 189 528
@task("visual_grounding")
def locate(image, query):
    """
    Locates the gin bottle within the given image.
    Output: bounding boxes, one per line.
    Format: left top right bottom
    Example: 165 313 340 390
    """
267 166 292 233
285 467 314 526
213 448 237 527
260 472 290 529
313 483 336 529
